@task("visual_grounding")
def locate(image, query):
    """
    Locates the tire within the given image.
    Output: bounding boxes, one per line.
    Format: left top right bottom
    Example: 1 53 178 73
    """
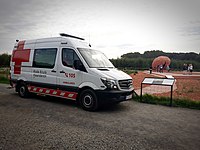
18 82 29 98
79 89 99 111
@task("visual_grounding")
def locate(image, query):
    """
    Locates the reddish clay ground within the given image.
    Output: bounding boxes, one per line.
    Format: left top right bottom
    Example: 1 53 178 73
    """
130 71 200 101
169 79 199 101
130 72 155 90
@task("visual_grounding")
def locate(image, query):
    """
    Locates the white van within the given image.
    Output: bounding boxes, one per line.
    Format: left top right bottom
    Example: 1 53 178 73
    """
10 33 133 111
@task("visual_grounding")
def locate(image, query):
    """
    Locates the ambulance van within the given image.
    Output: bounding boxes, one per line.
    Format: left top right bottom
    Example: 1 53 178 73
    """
10 33 133 111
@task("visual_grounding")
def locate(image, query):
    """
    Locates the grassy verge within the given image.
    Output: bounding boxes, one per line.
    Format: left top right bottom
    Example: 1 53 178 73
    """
133 94 200 110
0 75 9 84
0 68 10 84
122 69 138 75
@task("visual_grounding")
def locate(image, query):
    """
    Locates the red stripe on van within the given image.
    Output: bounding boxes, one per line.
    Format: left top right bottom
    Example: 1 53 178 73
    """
28 86 77 100
12 41 31 74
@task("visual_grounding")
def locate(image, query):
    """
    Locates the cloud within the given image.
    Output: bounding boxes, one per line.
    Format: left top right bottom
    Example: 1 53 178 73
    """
0 0 200 56
182 26 200 36
179 20 200 42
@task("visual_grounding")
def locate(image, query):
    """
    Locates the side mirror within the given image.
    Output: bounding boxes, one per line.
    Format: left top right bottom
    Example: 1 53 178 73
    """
74 60 86 72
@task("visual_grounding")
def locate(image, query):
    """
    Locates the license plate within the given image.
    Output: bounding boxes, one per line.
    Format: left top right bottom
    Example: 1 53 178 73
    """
126 94 132 100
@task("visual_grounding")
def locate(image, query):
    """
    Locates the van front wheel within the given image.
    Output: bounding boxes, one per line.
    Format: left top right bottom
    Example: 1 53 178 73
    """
79 89 99 111
18 83 29 98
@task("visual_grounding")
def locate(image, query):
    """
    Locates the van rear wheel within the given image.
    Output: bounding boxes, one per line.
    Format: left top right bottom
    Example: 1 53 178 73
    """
18 83 29 98
79 89 99 111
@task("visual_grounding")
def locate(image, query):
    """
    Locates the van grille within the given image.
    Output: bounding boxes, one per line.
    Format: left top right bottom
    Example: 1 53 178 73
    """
118 79 133 89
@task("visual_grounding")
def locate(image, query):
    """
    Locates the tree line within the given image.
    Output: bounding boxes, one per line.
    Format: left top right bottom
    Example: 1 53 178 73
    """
110 50 200 71
0 50 200 71
0 53 11 67
121 50 200 62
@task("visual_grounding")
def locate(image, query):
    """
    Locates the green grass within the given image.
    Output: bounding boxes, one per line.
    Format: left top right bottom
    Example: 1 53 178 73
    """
0 75 9 84
133 94 200 110
0 68 9 74
0 67 10 84
122 69 138 75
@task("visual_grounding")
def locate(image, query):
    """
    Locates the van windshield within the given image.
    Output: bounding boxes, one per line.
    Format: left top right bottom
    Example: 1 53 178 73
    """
78 48 114 68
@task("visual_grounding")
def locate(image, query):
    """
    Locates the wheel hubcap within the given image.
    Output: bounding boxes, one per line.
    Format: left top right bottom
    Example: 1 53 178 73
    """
83 95 93 106
20 86 25 96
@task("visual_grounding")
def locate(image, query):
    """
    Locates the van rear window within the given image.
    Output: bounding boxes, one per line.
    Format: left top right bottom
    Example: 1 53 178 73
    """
33 48 57 68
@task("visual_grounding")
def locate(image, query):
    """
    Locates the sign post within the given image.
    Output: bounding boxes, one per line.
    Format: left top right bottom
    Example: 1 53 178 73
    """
140 77 175 106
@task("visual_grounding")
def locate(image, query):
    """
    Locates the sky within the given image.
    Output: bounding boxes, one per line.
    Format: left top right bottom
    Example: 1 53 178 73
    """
0 0 200 58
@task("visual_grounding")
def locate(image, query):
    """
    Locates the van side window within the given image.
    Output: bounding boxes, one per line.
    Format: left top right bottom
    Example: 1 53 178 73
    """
62 48 79 68
33 48 57 68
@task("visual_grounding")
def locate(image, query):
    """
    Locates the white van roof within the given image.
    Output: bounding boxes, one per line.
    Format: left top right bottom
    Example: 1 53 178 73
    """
15 34 91 49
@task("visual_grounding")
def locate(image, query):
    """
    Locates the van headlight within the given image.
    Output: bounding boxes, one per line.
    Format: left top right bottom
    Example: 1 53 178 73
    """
101 78 118 89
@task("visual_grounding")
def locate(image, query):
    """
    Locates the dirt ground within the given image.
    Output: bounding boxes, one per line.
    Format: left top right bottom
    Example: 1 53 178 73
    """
130 71 200 101
0 83 200 150
130 72 155 90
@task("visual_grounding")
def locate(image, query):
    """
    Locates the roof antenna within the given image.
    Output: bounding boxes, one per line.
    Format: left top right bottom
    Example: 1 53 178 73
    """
60 33 85 40
89 33 91 47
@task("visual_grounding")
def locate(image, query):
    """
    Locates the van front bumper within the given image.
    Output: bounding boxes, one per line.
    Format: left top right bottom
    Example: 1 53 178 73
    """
96 90 133 103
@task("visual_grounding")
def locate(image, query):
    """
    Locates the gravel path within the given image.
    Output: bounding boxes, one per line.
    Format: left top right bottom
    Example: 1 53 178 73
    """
0 84 200 150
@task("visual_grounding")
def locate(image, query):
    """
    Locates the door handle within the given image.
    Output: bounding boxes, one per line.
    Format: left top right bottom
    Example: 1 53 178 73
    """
51 70 56 73
60 70 65 73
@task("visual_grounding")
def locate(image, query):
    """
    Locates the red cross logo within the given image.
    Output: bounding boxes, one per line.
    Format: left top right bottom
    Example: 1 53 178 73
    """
12 41 31 74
